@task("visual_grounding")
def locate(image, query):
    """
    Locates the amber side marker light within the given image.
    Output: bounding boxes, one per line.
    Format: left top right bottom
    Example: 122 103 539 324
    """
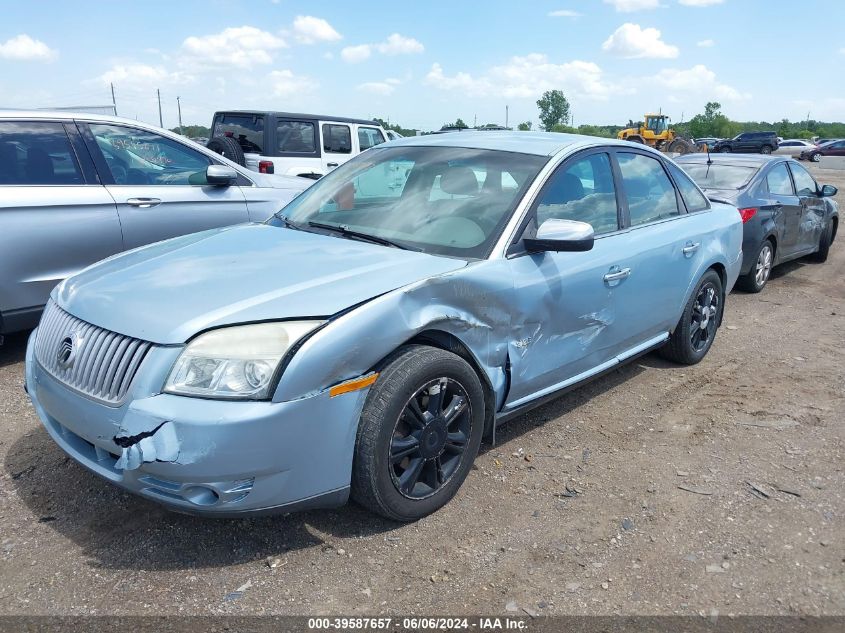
329 372 379 398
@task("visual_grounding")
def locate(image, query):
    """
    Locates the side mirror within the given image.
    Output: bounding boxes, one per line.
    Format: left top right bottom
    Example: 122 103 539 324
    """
205 164 238 186
524 219 595 253
820 184 838 197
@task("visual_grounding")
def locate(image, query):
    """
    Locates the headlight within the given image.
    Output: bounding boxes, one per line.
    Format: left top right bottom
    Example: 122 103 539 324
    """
163 321 323 400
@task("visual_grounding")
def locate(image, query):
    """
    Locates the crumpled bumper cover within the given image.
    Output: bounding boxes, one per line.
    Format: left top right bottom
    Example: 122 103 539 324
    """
24 332 369 516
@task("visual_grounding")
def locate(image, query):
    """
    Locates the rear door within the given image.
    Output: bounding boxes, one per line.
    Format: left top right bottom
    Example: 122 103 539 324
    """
612 151 709 339
211 112 266 172
320 122 353 173
82 122 249 249
273 117 322 177
788 161 827 252
0 120 122 326
763 162 801 255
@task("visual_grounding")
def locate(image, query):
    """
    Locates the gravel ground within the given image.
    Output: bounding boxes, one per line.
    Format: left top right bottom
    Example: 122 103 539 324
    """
0 165 843 617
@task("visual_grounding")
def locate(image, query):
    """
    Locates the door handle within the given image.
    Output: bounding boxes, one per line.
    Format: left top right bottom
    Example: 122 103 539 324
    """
682 242 700 255
603 267 631 283
126 198 161 208
326 162 339 168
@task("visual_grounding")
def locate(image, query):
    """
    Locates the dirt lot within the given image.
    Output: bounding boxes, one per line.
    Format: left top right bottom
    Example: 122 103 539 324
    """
1 165 843 618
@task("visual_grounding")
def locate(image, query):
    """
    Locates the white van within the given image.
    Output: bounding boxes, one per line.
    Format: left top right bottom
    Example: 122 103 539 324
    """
208 111 388 179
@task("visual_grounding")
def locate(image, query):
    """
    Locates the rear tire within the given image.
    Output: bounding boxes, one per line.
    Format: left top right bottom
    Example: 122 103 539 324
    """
660 270 724 365
626 135 645 144
351 345 485 521
206 136 246 166
738 240 774 293
814 220 834 262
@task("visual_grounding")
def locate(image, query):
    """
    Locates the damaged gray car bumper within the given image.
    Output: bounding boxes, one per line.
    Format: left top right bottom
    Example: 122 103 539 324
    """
25 333 365 516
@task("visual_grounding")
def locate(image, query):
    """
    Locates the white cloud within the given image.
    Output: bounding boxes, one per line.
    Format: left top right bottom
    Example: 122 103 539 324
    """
697 39 715 47
357 78 401 96
267 69 318 97
96 63 187 86
602 23 679 58
0 34 56 61
679 0 724 6
341 44 372 63
292 15 341 44
376 33 424 55
548 9 581 17
341 33 423 63
181 26 286 69
426 54 618 101
604 0 662 12
654 64 749 101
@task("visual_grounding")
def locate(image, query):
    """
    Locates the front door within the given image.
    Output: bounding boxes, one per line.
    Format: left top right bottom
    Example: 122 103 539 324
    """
763 162 802 255
504 150 631 407
82 122 249 249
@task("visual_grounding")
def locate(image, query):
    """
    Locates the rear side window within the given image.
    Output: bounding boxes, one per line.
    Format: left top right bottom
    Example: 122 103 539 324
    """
358 126 385 150
667 162 709 212
766 164 794 196
323 124 352 154
0 121 83 185
277 120 316 154
212 114 264 154
617 153 680 226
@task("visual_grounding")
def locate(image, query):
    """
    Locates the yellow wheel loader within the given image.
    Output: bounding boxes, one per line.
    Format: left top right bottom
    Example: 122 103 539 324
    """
617 114 700 154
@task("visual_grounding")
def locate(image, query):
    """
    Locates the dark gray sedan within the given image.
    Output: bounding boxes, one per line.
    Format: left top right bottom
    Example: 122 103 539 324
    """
676 155 839 292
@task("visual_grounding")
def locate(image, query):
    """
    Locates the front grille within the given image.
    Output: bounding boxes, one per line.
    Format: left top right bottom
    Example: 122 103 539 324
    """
34 301 152 405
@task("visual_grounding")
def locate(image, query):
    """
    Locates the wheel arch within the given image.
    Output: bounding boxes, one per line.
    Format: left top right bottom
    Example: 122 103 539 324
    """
378 329 499 438
831 216 838 243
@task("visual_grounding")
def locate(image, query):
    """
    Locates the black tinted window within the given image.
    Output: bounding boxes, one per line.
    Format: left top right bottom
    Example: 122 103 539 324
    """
323 124 352 154
212 114 264 154
277 120 316 154
0 121 83 185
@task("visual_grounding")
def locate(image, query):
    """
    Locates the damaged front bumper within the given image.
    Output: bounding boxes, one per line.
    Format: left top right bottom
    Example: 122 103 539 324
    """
25 332 368 517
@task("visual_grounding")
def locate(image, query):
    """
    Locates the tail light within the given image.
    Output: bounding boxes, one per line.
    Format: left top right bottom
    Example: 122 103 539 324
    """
738 207 757 223
258 160 275 174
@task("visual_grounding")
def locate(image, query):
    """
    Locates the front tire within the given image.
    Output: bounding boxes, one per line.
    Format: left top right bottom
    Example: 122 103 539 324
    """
719 146 732 153
811 153 821 163
760 145 773 155
738 239 774 293
814 220 834 262
660 270 724 365
351 346 485 521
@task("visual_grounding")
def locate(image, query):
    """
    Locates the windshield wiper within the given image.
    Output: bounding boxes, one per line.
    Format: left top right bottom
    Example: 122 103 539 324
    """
306 221 417 251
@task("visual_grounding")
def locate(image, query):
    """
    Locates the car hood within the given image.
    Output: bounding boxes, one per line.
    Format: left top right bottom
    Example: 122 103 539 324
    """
55 224 467 344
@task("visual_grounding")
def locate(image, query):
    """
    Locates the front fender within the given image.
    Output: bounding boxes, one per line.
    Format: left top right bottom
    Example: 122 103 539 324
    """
272 260 515 406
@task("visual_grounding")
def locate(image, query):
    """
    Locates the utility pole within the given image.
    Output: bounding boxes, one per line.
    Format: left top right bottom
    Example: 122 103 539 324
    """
505 105 509 129
156 88 163 127
176 96 184 136
110 83 117 116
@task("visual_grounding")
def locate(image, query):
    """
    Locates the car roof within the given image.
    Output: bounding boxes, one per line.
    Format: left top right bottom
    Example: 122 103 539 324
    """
675 153 786 167
385 130 644 157
214 110 379 126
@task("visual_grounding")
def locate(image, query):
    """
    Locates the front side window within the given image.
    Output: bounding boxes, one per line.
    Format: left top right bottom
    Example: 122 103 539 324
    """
667 162 709 212
322 124 352 154
212 114 264 154
766 164 794 196
358 127 385 150
277 120 316 154
89 124 211 185
0 121 83 185
535 153 619 235
276 146 546 258
789 162 818 196
617 153 680 226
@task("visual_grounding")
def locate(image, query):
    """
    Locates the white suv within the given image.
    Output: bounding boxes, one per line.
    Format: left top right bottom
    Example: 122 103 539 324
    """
208 111 388 179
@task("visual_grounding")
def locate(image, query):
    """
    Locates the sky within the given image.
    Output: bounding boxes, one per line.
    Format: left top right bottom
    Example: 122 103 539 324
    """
1 0 843 132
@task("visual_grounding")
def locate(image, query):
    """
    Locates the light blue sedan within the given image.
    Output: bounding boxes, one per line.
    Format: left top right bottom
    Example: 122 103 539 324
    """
25 132 743 521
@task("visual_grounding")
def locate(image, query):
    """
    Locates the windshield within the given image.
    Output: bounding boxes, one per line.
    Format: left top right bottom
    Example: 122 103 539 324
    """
271 146 547 258
680 163 759 190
